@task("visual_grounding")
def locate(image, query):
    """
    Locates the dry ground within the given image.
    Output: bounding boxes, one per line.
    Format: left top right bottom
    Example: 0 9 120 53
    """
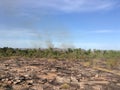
0 58 120 90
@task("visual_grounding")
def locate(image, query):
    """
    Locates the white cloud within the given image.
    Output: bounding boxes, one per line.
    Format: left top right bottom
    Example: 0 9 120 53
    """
0 0 118 14
28 0 117 12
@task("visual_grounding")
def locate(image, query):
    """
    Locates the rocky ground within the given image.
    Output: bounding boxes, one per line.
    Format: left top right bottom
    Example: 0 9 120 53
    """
0 58 120 90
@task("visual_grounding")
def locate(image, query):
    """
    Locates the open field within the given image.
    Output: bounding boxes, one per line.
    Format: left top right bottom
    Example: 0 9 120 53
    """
1 0 120 90
0 57 120 90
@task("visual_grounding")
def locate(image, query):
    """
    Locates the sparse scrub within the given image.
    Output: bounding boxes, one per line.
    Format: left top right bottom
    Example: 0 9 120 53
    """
0 47 120 69
106 59 118 69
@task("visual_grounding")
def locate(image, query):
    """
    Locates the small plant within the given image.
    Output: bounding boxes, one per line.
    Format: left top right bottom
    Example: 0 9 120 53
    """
60 83 70 89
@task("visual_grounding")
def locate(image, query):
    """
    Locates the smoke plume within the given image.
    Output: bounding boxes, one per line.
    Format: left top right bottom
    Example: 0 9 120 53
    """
0 0 75 49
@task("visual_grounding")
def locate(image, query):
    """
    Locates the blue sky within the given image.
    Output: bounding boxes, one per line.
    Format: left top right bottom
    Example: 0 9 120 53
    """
0 0 120 49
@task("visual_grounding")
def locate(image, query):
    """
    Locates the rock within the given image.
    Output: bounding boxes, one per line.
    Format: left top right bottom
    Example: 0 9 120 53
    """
70 76 79 85
13 79 21 84
55 76 70 84
53 86 59 90
95 74 99 78
27 80 34 85
7 80 13 84
51 68 57 73
117 83 120 86
39 78 47 84
43 83 53 90
1 79 6 82
92 85 102 90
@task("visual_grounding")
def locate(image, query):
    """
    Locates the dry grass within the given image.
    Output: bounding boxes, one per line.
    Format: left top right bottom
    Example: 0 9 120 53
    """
93 67 120 76
60 83 70 89
83 61 91 67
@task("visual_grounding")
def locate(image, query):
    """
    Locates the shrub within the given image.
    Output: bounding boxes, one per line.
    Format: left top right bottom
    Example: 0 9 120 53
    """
60 83 70 89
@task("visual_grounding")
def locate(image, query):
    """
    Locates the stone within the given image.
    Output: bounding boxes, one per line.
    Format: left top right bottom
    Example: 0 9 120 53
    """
92 85 102 90
55 76 70 84
51 68 57 73
27 80 34 85
116 83 120 86
70 76 79 85
13 80 21 85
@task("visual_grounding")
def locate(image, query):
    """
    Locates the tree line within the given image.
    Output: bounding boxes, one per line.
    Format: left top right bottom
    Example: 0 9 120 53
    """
0 47 120 69
0 47 120 59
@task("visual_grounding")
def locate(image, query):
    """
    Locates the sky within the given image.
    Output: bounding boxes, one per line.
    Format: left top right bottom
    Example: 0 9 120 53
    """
0 0 120 50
